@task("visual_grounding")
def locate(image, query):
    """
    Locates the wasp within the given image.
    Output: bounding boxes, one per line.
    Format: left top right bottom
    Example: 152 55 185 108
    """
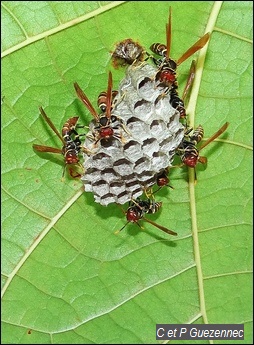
150 7 210 118
154 59 196 124
171 59 196 120
74 71 128 145
32 107 84 178
111 38 146 68
117 198 177 236
177 122 229 168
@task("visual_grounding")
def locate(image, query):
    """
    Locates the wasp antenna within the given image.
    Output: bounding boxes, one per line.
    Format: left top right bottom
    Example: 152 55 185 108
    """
115 221 129 234
136 222 145 230
61 164 67 180
194 168 197 184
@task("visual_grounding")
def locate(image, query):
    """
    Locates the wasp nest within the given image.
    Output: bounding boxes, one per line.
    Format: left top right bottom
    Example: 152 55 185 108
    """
82 63 184 205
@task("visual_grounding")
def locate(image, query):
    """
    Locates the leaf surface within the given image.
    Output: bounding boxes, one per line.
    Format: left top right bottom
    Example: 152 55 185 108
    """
1 1 252 344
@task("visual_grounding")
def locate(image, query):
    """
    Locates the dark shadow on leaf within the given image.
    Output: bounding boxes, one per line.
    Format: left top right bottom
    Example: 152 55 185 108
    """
123 223 178 246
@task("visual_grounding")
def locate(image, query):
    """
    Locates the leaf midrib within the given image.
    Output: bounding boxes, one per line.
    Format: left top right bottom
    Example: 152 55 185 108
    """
1 1 126 58
187 0 223 327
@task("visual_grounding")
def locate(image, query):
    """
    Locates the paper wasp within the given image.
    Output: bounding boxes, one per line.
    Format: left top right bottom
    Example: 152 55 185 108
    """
74 71 128 145
177 122 229 168
150 7 210 118
117 198 177 236
33 107 84 178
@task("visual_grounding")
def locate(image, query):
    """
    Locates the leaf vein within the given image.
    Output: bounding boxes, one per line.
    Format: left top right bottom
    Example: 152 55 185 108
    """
1 1 126 58
1 2 29 39
204 270 253 280
214 26 253 43
1 188 84 298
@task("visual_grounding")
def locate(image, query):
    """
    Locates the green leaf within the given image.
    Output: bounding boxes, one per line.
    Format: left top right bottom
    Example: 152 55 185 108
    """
1 1 252 344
